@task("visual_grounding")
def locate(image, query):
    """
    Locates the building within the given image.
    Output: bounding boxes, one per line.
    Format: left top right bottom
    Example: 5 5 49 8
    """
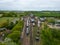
55 20 60 27
0 28 6 31
48 20 60 29
40 17 46 22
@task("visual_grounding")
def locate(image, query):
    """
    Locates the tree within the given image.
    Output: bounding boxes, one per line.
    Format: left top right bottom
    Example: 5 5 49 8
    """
1 38 17 45
7 31 20 43
6 22 15 29
41 27 60 45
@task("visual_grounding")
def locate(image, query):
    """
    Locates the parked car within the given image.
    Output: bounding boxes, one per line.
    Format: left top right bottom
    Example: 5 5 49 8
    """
35 37 39 41
26 28 29 35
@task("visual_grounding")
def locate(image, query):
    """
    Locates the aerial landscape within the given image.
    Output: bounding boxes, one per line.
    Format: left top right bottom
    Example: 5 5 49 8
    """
0 11 60 45
0 0 60 45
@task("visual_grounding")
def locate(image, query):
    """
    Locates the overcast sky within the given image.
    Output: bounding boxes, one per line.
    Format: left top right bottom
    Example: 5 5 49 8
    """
0 0 60 11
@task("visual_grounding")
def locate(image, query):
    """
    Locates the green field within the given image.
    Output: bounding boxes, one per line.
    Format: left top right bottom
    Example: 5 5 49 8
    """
0 17 14 22
0 17 19 28
30 11 60 17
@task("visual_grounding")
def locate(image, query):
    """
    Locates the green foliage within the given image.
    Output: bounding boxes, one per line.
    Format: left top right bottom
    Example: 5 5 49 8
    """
2 12 17 17
31 11 60 17
1 11 60 17
0 42 6 45
0 17 15 28
0 38 17 45
7 31 20 43
52 29 60 40
6 22 15 29
47 18 55 24
41 27 60 45
1 11 26 17
7 20 24 45
12 21 24 32
0 21 8 28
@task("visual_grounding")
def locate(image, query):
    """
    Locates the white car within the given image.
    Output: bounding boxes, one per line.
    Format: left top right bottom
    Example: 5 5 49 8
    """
33 23 35 26
26 28 29 35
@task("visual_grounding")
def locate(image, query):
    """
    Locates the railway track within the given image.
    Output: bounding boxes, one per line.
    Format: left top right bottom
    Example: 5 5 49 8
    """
21 16 38 45
22 17 30 45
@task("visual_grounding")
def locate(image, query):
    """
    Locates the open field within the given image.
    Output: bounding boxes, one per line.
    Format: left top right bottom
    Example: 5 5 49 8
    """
0 17 19 28
31 11 60 17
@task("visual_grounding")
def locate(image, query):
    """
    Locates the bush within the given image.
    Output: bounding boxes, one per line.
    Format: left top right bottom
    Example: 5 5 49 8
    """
41 27 60 45
6 20 24 45
7 31 20 43
12 21 24 32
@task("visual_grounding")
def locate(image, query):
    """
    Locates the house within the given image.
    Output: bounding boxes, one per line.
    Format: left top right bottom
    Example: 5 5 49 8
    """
0 28 6 31
48 20 60 29
40 17 46 22
55 20 60 27
11 18 19 24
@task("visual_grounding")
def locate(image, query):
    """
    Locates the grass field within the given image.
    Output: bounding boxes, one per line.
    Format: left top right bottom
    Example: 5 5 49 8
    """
0 17 19 28
31 11 60 17
0 17 13 22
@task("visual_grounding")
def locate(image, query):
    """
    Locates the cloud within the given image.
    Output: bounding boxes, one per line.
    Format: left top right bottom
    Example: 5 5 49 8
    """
0 0 14 3
0 0 60 11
